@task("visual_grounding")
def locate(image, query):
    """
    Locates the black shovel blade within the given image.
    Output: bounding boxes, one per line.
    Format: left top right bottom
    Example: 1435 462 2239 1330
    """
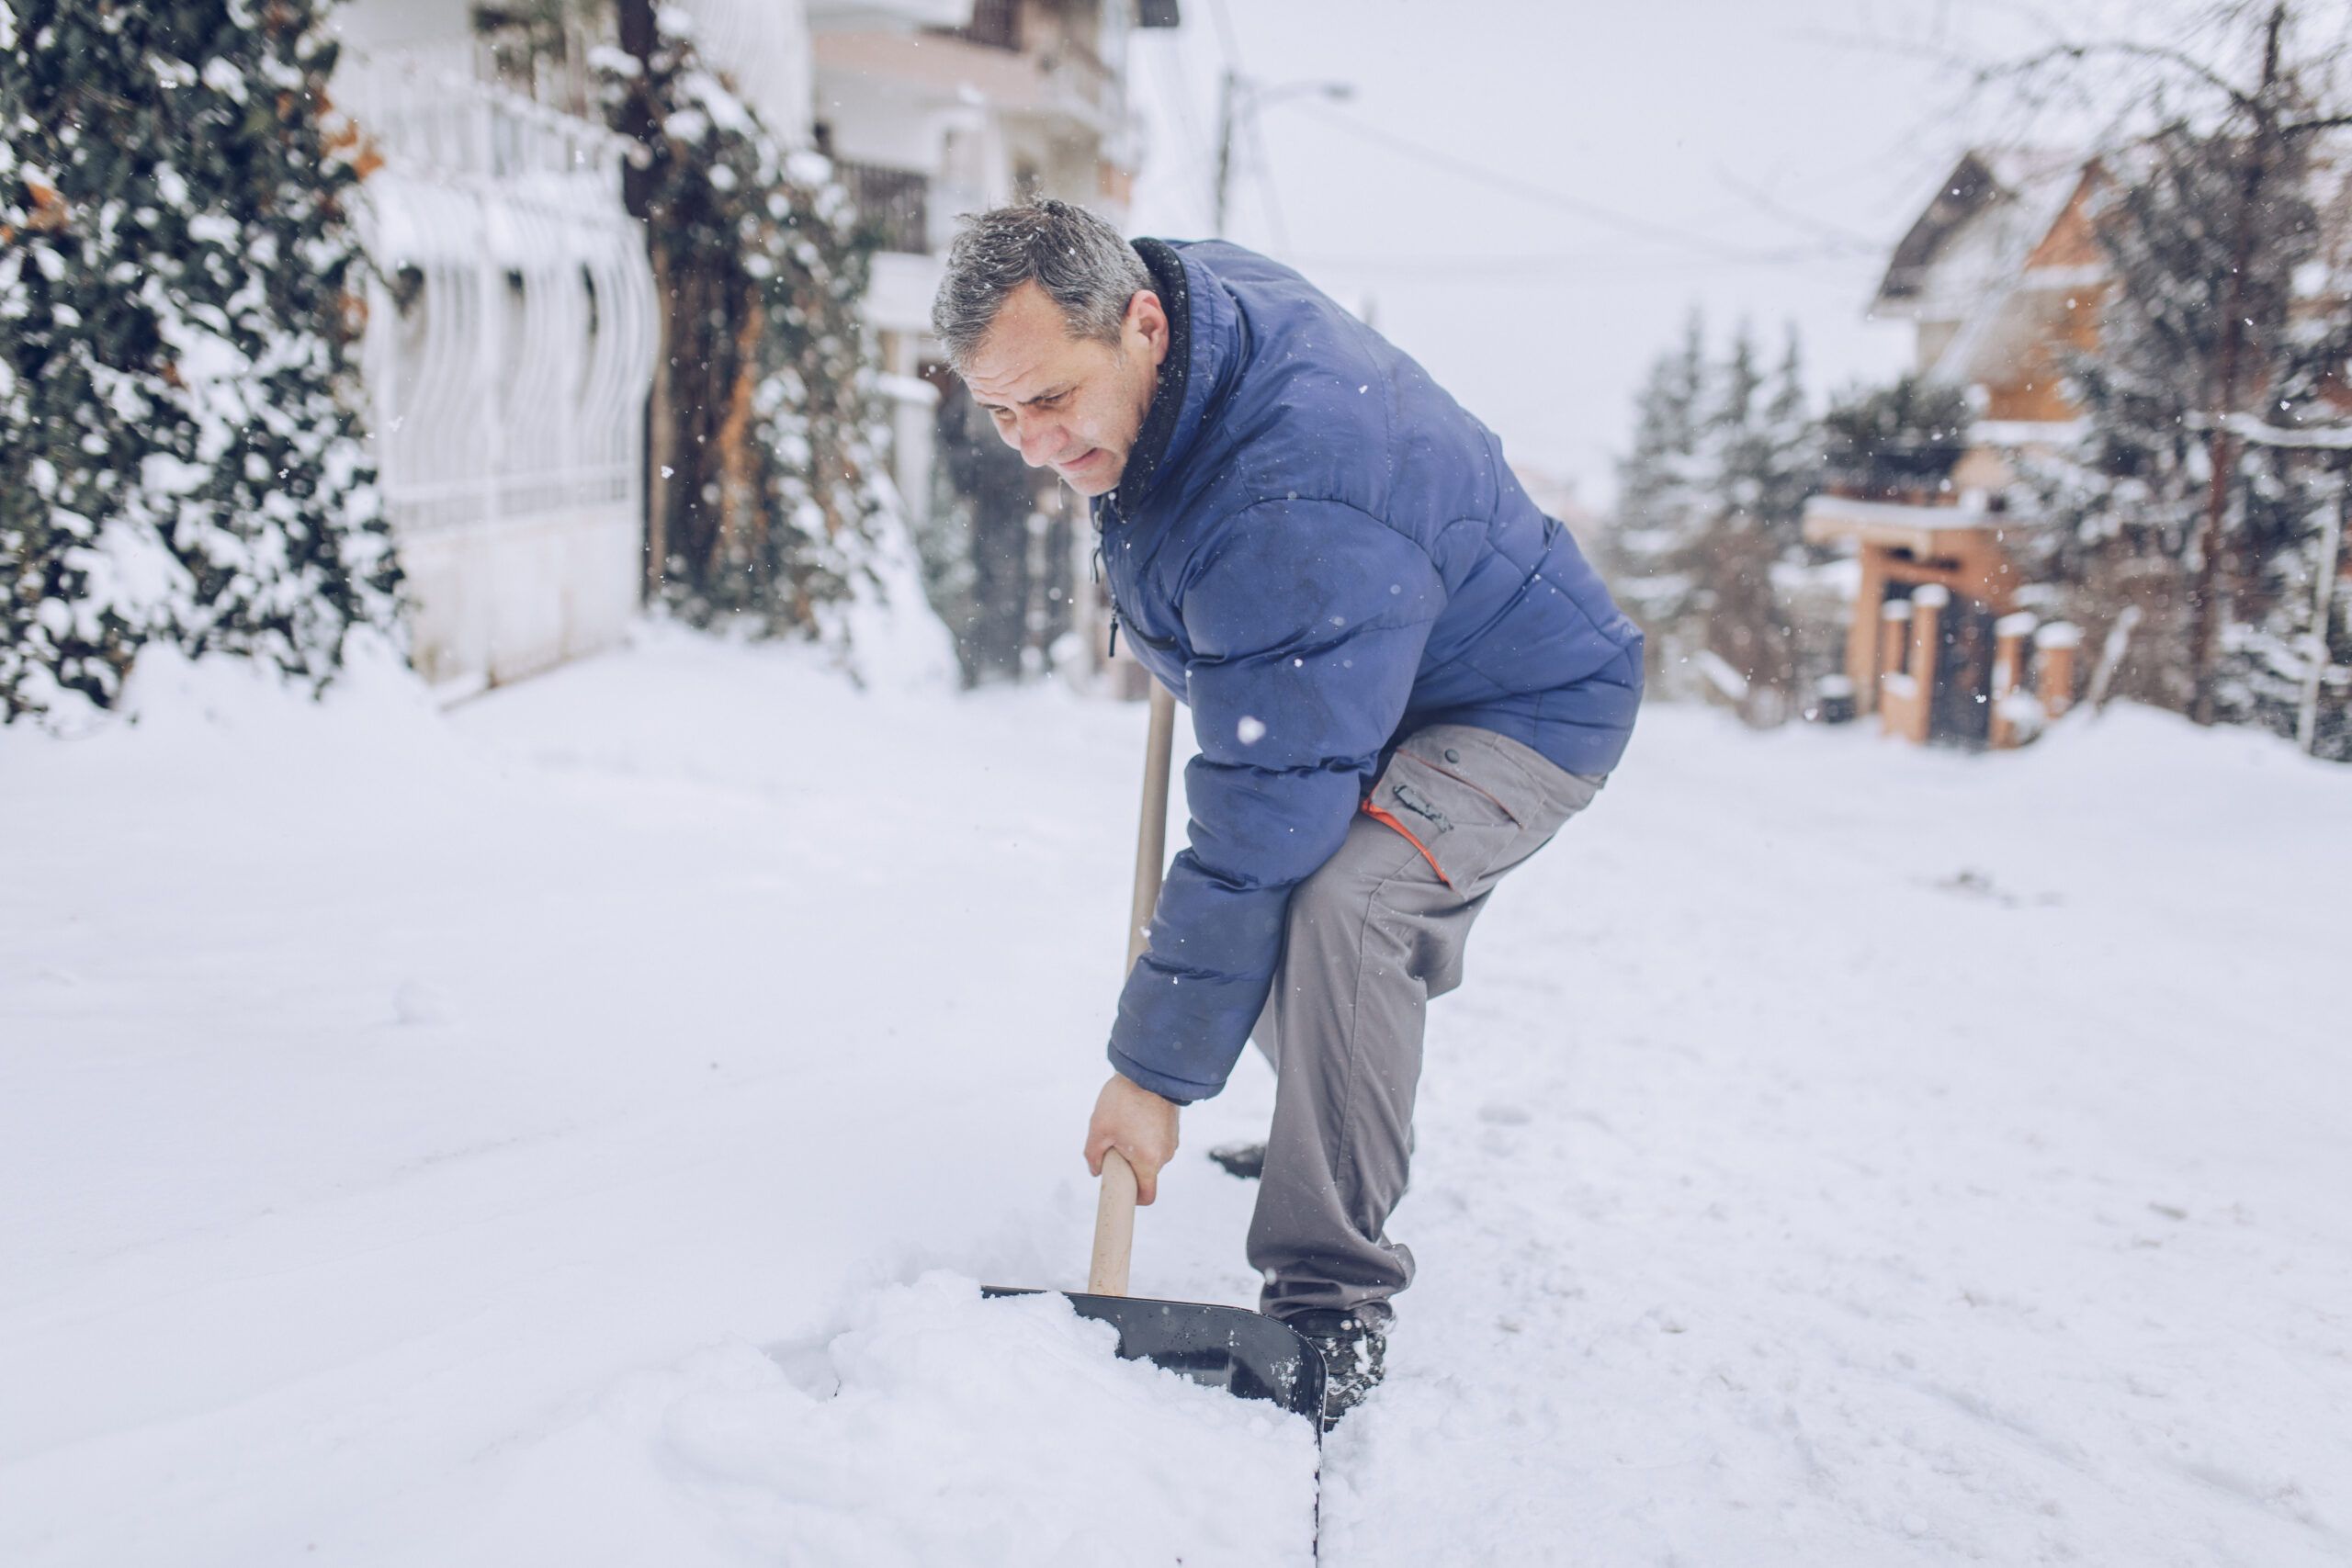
982 1287 1326 1430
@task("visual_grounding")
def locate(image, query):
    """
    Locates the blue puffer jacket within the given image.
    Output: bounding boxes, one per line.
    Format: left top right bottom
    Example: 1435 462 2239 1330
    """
1099 239 1643 1103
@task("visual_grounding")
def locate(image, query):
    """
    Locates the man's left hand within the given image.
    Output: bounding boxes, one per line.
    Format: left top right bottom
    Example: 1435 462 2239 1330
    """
1084 1073 1180 1204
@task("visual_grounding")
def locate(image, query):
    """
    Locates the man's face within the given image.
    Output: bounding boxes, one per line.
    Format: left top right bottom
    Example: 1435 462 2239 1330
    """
961 281 1170 498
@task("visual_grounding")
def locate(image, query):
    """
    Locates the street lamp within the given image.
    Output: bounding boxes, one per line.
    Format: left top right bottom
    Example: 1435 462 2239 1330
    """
1213 73 1353 236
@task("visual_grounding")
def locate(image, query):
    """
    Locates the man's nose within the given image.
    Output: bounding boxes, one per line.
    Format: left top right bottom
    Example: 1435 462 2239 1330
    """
1015 413 1062 467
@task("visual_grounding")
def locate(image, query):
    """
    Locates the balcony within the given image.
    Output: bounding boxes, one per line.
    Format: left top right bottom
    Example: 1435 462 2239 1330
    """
838 161 932 254
812 28 1124 136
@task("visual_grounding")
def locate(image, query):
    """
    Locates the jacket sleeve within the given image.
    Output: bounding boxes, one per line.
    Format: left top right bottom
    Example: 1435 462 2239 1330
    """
1107 500 1444 1102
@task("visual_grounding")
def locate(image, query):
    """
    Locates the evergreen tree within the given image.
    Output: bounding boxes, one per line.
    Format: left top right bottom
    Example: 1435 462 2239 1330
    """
1691 321 1809 721
2005 1 2352 736
1611 310 1710 686
1755 329 1822 533
0 0 400 723
2030 120 2348 728
1613 315 1822 721
925 389 1043 685
1821 374 1971 502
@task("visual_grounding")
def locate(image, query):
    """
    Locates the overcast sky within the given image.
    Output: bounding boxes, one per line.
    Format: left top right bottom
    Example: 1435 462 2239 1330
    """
1124 0 2211 508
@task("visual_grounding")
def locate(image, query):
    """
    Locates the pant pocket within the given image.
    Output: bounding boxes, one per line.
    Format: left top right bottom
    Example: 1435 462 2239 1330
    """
1361 739 1527 891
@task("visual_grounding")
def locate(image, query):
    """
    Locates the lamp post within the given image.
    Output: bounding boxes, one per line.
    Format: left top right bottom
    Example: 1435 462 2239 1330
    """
1213 72 1352 236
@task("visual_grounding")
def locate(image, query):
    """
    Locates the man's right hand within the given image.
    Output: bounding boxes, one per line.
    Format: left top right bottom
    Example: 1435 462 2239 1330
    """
1083 1072 1181 1204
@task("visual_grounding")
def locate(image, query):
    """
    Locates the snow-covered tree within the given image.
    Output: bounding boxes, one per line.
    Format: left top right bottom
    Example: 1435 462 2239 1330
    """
594 2 926 663
0 0 400 724
1611 311 1711 681
1999 1 2352 741
924 387 1046 685
2023 121 2351 732
1821 375 1972 502
1613 315 1822 721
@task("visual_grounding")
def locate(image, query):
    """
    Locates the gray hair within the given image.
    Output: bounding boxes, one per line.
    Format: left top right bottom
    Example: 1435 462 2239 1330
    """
932 198 1149 373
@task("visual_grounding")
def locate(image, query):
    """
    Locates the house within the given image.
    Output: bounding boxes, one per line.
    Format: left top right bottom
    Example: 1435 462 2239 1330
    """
810 1 1177 685
1802 149 2104 749
326 0 1175 696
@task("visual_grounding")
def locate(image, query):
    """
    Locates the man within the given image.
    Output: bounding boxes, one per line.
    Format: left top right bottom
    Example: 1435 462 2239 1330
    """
933 200 1644 1425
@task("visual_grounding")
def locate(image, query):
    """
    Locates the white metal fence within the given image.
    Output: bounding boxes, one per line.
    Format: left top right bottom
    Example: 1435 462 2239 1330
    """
338 50 658 688
344 51 655 540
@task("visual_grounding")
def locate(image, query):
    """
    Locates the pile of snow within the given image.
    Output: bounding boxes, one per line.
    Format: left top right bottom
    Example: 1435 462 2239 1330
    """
426 1276 1314 1568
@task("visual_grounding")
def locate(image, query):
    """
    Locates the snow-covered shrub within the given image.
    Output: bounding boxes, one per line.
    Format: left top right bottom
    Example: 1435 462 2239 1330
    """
0 0 401 724
591 6 944 679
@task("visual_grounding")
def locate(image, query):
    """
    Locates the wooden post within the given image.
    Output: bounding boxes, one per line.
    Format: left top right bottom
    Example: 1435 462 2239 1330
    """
1904 584 1946 745
1989 611 2037 749
1848 545 1888 718
2036 622 2082 720
1877 596 1913 738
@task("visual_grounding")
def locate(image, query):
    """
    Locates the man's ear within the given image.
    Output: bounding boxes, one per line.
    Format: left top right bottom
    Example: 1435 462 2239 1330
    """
1127 288 1169 361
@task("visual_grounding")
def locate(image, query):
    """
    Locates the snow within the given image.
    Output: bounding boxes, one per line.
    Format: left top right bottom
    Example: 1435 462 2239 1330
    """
2038 622 2086 650
4 630 2348 1566
1694 648 1750 700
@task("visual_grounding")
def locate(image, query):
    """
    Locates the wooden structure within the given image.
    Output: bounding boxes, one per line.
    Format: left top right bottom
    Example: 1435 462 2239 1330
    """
1802 493 2075 750
1799 148 2110 750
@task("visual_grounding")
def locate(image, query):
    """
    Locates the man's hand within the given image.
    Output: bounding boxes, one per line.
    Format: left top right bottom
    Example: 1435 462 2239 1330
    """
1084 1073 1181 1204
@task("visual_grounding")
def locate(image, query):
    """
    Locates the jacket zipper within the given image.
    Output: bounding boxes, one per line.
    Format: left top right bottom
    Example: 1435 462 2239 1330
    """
1091 522 1121 660
1093 497 1175 659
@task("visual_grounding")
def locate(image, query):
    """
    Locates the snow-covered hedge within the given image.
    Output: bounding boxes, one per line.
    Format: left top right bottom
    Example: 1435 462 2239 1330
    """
0 0 401 726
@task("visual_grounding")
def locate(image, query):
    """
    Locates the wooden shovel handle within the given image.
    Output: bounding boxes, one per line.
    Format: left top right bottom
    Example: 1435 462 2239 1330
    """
1089 1149 1137 1295
1127 684 1179 971
1092 684 1177 1300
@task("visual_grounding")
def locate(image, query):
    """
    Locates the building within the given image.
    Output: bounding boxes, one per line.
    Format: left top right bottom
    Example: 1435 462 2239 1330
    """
331 0 828 698
810 1 1178 685
327 0 1178 696
1802 150 2096 749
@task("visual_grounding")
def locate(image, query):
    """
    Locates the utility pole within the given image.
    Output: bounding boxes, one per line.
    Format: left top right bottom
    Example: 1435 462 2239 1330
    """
2190 1 2290 725
1211 72 1351 240
1214 70 1238 234
2299 479 2344 753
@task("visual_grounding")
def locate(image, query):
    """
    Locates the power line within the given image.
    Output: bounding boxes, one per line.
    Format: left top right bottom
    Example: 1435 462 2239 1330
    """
1293 102 1857 266
1289 247 1885 279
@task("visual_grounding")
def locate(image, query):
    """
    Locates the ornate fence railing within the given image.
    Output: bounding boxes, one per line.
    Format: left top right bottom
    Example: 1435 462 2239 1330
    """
837 160 933 255
337 50 657 543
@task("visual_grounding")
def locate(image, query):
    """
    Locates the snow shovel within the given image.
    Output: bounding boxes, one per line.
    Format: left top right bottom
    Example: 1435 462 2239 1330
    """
985 684 1327 1431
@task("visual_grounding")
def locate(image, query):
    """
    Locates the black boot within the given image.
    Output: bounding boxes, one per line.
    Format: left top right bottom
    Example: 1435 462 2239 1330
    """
1285 1308 1387 1429
1207 1140 1266 1179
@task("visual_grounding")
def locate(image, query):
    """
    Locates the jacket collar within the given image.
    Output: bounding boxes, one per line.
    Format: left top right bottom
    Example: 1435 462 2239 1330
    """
1107 238 1241 519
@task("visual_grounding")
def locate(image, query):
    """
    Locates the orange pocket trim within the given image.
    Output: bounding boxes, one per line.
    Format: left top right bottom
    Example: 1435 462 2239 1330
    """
1362 799 1453 888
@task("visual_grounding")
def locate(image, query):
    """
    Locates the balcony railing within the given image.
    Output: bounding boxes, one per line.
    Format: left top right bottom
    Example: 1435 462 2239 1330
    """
839 161 933 254
930 0 1020 50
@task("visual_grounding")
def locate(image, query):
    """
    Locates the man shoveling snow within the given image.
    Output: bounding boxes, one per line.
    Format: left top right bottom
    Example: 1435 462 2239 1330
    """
933 199 1644 1426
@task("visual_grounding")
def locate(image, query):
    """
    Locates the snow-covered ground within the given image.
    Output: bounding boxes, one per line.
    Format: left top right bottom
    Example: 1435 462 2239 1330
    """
3 629 2346 1567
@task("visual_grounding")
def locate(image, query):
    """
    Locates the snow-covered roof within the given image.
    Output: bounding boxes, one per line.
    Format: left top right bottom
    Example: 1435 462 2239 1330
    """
1875 149 2087 324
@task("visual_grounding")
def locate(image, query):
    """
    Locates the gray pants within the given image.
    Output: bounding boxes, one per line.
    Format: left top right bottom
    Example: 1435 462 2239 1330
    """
1248 723 1605 1323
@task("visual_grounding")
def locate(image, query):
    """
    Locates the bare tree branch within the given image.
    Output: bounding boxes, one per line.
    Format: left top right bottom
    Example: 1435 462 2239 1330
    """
1979 39 2264 120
